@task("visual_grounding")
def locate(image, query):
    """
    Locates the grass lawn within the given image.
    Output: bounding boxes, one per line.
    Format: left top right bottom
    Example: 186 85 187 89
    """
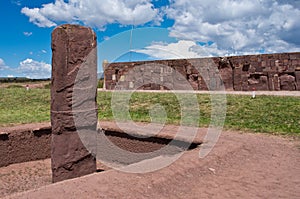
0 88 299 136
0 88 50 126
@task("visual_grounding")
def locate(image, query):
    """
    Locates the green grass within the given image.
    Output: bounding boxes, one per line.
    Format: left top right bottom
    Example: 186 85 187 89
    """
0 88 50 126
225 95 300 135
98 92 300 135
1 88 299 136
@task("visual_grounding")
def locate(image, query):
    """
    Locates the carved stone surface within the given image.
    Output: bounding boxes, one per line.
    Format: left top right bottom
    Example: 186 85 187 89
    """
51 24 97 183
104 52 300 91
279 74 296 91
219 65 233 90
248 75 269 90
295 72 300 91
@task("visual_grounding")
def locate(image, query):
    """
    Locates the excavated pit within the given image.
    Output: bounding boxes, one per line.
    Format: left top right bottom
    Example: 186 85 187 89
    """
0 125 201 197
98 129 201 168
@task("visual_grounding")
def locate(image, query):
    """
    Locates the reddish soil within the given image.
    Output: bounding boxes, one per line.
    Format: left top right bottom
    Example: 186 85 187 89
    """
1 122 299 198
0 159 110 198
0 159 51 197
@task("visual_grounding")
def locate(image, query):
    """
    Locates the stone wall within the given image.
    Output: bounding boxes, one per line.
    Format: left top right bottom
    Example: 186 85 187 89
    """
0 124 51 167
104 52 300 91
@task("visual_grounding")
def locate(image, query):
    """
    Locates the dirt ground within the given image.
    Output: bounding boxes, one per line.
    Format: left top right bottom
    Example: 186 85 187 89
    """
0 159 109 198
1 122 299 199
0 82 49 89
0 159 51 197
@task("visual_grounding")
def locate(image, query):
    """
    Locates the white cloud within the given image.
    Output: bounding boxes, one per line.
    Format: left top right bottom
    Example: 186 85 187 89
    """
7 75 14 78
41 50 47 54
23 31 32 37
135 40 200 59
0 58 5 66
17 59 51 79
21 0 162 29
134 40 232 59
0 58 51 79
166 0 300 55
0 58 9 70
134 38 300 60
20 0 300 56
21 7 57 27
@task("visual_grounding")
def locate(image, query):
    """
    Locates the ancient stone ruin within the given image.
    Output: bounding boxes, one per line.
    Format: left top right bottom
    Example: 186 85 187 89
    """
0 124 51 168
51 24 98 183
104 53 300 91
48 24 299 183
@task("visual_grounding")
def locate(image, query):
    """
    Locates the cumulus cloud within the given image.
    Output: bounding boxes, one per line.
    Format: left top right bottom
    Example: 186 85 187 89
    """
20 0 300 56
134 38 300 60
134 40 233 59
21 0 162 29
17 59 51 79
166 0 300 55
0 58 51 79
135 40 200 59
21 7 57 27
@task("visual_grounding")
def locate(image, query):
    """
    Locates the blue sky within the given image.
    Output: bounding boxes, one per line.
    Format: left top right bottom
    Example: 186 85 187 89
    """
0 0 300 78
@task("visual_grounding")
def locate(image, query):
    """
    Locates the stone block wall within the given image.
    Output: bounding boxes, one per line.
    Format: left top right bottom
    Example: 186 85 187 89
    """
0 125 51 167
104 52 300 91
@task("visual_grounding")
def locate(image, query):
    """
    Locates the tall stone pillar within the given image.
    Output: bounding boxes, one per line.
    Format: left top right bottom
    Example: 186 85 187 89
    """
51 24 97 183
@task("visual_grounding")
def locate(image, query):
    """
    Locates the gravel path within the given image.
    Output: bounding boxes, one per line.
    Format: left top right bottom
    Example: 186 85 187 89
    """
98 89 300 97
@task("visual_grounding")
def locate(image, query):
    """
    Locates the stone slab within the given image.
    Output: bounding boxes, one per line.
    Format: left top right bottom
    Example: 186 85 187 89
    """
51 24 97 183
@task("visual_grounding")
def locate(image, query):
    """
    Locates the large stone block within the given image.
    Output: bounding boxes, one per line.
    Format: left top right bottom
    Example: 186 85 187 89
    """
274 74 280 91
295 71 300 91
268 72 277 91
241 74 249 91
51 132 96 182
233 67 243 91
259 76 269 90
51 24 97 183
279 74 296 91
219 65 233 90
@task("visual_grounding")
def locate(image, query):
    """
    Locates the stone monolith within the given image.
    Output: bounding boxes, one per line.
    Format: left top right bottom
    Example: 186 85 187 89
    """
51 24 97 183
